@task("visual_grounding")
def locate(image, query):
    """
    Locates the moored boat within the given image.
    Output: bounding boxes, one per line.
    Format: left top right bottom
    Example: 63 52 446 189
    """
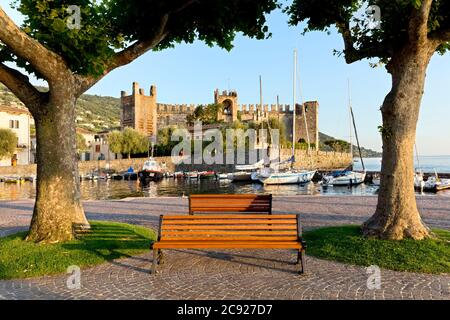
414 171 450 193
322 170 366 186
258 169 316 185
216 173 230 180
3 176 24 184
199 171 216 179
185 171 199 180
138 158 164 184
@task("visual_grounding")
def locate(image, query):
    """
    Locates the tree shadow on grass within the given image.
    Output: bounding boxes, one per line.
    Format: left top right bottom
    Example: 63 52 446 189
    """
60 223 155 274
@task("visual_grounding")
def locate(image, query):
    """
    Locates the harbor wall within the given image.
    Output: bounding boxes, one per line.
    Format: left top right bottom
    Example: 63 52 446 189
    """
0 150 352 176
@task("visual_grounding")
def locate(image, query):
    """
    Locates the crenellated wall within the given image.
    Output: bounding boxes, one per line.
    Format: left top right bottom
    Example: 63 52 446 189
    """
121 83 319 149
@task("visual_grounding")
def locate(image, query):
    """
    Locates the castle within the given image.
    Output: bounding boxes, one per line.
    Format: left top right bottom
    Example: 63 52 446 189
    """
121 82 319 149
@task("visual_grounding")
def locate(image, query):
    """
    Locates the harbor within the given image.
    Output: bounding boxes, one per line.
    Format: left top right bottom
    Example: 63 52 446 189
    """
3 168 450 202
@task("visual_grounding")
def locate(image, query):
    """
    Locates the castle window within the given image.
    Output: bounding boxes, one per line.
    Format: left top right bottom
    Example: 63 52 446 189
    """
222 99 232 115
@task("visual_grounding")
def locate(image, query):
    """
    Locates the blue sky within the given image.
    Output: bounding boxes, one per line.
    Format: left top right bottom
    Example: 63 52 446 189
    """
3 4 450 155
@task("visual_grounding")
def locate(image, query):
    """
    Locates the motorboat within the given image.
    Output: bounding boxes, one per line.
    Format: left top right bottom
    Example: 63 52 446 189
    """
258 168 317 185
230 160 265 182
322 170 366 186
138 158 164 184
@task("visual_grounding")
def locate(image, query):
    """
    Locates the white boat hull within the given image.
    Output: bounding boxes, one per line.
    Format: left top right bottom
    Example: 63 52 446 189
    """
259 170 316 185
323 171 366 186
231 172 253 182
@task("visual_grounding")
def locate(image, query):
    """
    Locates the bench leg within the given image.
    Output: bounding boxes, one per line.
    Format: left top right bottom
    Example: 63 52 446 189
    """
151 249 158 274
298 249 306 274
157 249 164 265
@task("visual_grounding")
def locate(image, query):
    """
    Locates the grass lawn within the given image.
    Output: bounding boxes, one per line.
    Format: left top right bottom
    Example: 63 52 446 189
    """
303 226 450 274
0 221 156 280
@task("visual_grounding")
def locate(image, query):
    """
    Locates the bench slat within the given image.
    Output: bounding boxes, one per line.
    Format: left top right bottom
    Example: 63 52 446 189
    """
163 214 294 220
162 231 298 236
153 241 302 249
162 219 296 225
161 225 297 230
189 194 272 215
161 236 299 241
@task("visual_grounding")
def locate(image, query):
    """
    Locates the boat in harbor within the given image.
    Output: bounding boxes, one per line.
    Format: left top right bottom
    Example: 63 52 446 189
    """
185 171 199 180
199 171 216 179
415 170 450 193
174 171 185 179
257 50 317 186
230 160 265 182
3 176 24 184
258 167 316 185
322 81 366 187
138 158 164 184
216 173 230 180
322 170 366 186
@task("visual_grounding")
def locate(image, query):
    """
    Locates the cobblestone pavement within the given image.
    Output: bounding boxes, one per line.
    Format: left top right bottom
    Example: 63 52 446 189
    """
0 196 449 300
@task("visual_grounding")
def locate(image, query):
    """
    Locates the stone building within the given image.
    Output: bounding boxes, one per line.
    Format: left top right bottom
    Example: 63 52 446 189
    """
120 82 319 149
0 105 32 166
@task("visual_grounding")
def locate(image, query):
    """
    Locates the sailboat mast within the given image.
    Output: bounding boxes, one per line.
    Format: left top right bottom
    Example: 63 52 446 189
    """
298 52 311 156
292 49 297 157
349 99 366 171
348 80 354 159
259 75 263 122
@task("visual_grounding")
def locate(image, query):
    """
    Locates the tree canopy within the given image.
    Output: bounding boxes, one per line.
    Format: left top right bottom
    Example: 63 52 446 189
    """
1 0 278 80
287 0 450 65
108 128 148 158
0 128 17 159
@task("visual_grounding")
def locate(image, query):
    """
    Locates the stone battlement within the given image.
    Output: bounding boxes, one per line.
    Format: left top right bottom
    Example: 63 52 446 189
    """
121 83 319 149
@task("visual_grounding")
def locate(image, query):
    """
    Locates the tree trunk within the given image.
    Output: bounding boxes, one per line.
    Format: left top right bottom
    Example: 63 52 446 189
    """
362 47 434 240
27 91 89 243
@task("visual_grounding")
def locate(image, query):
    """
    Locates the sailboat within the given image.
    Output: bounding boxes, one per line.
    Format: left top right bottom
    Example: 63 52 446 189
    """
230 76 267 183
230 160 265 182
414 147 450 193
258 49 317 185
322 81 366 186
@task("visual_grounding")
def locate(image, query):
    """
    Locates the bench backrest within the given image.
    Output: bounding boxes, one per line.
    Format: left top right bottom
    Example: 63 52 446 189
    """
158 214 300 242
189 194 272 215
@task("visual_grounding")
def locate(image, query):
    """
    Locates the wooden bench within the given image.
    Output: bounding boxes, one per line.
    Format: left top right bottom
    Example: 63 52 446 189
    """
189 194 272 215
150 214 306 274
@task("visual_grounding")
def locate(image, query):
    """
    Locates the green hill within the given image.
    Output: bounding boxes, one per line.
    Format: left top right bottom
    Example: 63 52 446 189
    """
319 132 381 158
0 84 120 133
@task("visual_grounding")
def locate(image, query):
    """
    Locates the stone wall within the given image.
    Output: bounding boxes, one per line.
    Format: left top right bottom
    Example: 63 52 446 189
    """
0 151 352 177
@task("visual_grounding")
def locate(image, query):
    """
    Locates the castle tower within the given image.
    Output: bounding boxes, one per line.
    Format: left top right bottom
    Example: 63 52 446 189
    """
214 89 238 123
120 82 158 137
295 101 319 150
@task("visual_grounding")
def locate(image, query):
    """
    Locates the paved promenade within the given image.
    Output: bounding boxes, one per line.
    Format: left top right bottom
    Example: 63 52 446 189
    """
0 196 449 300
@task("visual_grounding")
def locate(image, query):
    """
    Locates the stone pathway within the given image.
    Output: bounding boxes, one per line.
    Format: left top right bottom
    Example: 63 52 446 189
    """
0 196 449 300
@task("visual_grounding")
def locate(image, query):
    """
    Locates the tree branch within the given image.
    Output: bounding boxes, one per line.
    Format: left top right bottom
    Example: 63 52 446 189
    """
0 63 45 111
429 28 450 44
0 6 69 84
336 21 387 63
408 0 433 45
76 14 170 94
75 0 198 95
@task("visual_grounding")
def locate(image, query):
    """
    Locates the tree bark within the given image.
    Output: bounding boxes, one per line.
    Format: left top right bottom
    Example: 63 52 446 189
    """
26 90 89 243
362 46 434 240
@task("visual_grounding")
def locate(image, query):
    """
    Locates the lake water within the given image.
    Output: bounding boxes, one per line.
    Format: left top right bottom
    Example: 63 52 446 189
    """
1 176 449 201
2 155 449 201
353 156 450 173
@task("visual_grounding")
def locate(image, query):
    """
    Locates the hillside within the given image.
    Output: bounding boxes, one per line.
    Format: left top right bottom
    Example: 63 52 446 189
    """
319 132 382 158
1 84 382 157
0 84 120 132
